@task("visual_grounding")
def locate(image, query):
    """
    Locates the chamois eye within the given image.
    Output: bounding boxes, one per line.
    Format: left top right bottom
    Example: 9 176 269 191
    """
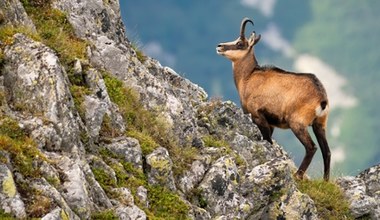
236 41 244 49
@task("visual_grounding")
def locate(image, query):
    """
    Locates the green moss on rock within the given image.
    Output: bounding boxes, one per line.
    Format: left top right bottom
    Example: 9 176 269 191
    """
147 185 190 220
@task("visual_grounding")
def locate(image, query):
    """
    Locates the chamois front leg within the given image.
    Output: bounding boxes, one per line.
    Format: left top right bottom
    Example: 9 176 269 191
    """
290 123 317 180
251 115 273 144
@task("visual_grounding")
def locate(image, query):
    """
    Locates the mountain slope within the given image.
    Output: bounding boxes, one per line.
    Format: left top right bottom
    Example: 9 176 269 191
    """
0 0 378 219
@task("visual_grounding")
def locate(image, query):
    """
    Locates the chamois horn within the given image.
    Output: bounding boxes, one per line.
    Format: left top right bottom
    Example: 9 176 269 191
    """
240 17 254 39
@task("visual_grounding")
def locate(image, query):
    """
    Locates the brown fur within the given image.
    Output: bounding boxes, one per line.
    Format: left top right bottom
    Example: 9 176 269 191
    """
216 18 331 181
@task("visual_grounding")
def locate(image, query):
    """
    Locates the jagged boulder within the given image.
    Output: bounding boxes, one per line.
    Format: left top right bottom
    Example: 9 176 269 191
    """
53 0 126 44
3 33 83 153
146 147 176 191
337 163 380 219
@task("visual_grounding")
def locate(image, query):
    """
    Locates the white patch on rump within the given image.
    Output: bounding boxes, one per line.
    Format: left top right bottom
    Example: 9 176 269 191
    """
315 104 329 117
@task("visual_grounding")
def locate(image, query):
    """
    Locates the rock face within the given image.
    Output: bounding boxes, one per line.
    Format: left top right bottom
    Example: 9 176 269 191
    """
0 0 379 219
337 164 380 219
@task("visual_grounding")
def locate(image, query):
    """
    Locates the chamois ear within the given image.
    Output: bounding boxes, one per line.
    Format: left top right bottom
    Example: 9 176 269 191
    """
248 32 261 47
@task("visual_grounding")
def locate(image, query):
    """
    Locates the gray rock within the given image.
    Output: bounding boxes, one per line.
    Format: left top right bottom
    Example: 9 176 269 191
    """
231 133 291 170
21 117 62 151
111 187 134 205
241 158 297 218
358 164 380 219
3 33 83 153
53 0 126 43
83 68 126 142
136 186 149 208
197 101 262 142
263 186 318 220
358 164 380 198
337 164 380 219
146 147 176 191
83 157 113 209
105 137 143 169
178 155 212 194
115 204 146 220
84 95 108 141
57 156 93 219
88 34 205 147
31 178 80 220
41 207 70 220
0 0 36 30
0 164 26 219
198 156 249 218
110 187 147 220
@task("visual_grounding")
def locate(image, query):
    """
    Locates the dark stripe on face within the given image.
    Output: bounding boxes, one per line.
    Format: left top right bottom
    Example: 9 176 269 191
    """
220 40 248 51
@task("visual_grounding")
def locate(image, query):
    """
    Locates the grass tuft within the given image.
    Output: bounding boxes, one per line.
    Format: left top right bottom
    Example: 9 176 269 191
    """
91 209 118 220
0 25 40 45
147 185 190 220
0 117 44 178
296 179 353 220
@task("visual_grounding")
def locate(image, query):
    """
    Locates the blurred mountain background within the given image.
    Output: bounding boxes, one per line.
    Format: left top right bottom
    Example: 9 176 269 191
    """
120 0 380 177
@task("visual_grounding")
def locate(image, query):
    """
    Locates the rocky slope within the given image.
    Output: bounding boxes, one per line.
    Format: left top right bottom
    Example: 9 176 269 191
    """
0 0 379 219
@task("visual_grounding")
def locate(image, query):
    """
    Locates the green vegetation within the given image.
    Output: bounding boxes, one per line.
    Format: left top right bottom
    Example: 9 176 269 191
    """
202 135 245 167
91 209 118 220
297 179 352 220
147 185 190 220
203 135 229 148
0 116 52 218
96 146 190 219
0 25 40 45
127 130 159 155
26 193 53 218
102 73 170 139
0 210 15 220
0 117 43 178
69 85 91 119
92 167 117 191
19 0 90 112
131 43 147 63
21 0 88 67
102 73 198 175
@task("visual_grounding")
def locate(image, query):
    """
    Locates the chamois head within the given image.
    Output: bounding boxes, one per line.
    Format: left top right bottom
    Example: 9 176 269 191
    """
216 17 261 62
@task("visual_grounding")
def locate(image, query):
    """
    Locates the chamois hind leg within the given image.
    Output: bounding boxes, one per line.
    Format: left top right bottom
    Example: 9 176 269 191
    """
312 116 331 181
290 123 317 180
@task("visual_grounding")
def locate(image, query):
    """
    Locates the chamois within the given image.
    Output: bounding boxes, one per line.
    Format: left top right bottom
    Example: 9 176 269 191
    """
216 18 331 181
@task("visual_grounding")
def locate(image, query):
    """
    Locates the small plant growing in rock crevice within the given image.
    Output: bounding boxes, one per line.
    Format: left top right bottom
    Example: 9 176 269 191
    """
202 134 245 167
131 43 147 63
